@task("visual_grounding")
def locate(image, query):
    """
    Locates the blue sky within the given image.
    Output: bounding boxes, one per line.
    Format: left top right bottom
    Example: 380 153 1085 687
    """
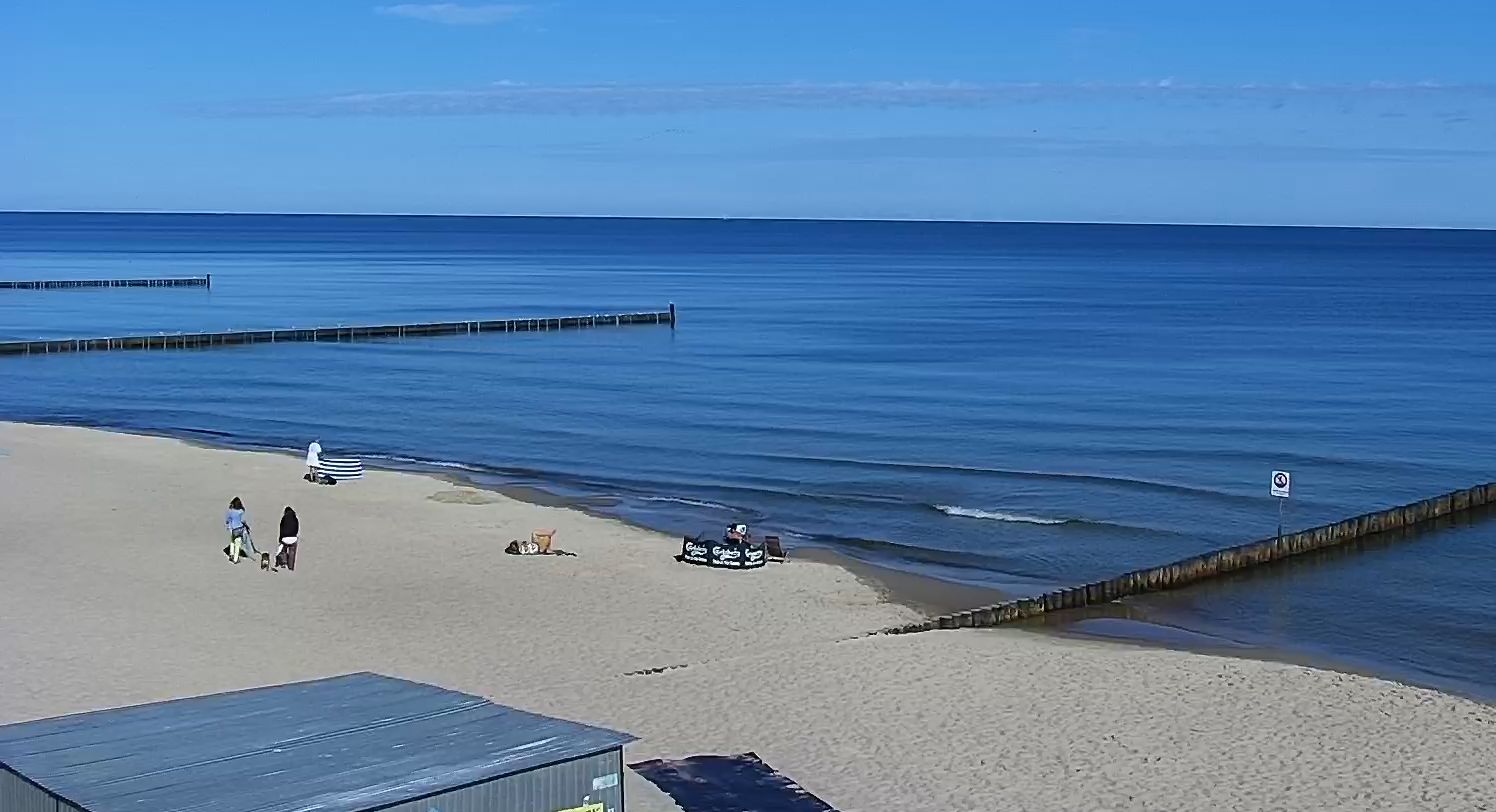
2 1 1493 226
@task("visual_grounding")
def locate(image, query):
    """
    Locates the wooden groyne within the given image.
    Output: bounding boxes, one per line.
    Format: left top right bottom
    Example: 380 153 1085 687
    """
0 306 676 356
0 276 211 290
888 481 1496 634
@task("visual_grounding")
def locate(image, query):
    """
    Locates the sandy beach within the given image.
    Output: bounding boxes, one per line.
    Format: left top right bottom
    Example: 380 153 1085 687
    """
2 421 1492 811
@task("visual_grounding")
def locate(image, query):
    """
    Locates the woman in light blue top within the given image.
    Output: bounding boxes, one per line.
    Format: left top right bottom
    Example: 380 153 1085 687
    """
225 496 251 563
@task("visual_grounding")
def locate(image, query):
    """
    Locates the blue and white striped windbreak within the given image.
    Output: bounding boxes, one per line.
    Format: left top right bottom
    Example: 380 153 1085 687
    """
318 457 364 481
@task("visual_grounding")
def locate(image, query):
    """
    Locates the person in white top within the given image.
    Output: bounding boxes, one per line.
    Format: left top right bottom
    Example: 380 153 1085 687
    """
305 439 322 481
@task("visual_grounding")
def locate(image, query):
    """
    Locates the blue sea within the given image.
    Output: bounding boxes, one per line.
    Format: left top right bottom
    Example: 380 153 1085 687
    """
3 212 1494 699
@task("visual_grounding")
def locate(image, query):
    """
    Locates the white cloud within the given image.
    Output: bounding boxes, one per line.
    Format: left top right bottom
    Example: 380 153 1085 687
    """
375 4 528 25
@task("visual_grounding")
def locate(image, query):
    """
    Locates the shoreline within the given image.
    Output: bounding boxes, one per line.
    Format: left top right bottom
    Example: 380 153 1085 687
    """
5 420 1496 810
6 419 1489 705
17 417 1009 620
310 459 1496 704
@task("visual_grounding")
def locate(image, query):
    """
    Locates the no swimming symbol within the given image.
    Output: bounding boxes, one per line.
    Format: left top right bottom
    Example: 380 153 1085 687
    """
1271 470 1292 498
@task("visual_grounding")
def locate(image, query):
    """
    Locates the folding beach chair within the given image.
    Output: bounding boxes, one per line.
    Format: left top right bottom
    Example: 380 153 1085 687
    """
764 535 787 563
531 528 555 552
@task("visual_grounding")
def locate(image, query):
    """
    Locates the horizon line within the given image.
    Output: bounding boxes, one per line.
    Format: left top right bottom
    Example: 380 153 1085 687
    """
3 209 1492 233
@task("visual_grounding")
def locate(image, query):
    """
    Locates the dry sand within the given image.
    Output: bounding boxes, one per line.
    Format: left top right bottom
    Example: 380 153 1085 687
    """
1 422 1492 811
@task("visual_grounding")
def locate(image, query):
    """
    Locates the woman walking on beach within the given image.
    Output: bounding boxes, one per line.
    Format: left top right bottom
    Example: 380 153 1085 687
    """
225 497 250 563
275 506 299 572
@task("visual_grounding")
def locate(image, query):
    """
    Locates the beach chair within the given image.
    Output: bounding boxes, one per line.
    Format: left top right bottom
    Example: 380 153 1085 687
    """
531 529 555 553
764 535 787 563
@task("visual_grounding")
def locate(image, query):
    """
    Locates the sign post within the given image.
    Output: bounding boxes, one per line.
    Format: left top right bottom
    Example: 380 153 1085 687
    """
1270 470 1292 538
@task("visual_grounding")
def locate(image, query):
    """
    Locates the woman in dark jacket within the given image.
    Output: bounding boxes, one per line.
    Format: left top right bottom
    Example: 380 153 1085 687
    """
275 506 300 571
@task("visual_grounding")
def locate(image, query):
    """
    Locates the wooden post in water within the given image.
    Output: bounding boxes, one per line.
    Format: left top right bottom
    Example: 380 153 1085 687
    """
0 276 210 290
0 308 677 356
880 480 1496 636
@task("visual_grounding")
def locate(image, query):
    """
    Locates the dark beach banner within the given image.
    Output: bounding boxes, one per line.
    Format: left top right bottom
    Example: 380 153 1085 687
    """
630 752 838 812
680 537 767 569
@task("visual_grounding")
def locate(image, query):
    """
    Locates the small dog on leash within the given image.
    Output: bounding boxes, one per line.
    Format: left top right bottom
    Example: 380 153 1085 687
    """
260 552 271 571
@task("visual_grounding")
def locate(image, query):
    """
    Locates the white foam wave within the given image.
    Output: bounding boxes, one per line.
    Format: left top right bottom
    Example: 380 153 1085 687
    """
934 505 1069 525
370 454 482 472
639 496 734 511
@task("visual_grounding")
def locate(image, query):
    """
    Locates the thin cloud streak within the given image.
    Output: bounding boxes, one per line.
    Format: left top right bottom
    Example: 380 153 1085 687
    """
194 80 1496 118
772 134 1496 164
375 4 528 25
534 133 1496 165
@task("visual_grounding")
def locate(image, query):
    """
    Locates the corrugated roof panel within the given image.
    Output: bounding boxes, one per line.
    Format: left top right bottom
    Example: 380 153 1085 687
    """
0 673 635 812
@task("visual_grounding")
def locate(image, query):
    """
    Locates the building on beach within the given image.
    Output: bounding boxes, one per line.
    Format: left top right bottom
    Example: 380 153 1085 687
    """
0 672 633 812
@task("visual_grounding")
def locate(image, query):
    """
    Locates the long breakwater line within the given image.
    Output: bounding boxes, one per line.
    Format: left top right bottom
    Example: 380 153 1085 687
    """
0 305 677 356
887 482 1496 634
0 276 211 290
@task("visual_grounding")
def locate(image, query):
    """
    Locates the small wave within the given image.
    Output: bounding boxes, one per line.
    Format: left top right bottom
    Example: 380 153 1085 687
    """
933 504 1069 525
638 495 734 511
367 453 484 472
719 450 1256 503
797 531 1049 579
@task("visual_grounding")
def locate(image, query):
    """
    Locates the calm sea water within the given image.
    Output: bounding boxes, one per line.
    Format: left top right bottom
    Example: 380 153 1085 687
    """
3 213 1494 698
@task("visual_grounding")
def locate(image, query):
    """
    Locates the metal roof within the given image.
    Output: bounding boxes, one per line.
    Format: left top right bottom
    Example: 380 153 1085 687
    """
0 672 635 812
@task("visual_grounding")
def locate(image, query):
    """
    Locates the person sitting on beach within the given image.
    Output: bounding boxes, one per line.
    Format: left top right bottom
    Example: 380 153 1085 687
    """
726 523 749 544
504 529 574 556
225 497 249 564
275 506 299 571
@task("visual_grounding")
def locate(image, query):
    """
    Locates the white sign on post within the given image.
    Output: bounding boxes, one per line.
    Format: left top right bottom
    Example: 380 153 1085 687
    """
1271 470 1292 499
